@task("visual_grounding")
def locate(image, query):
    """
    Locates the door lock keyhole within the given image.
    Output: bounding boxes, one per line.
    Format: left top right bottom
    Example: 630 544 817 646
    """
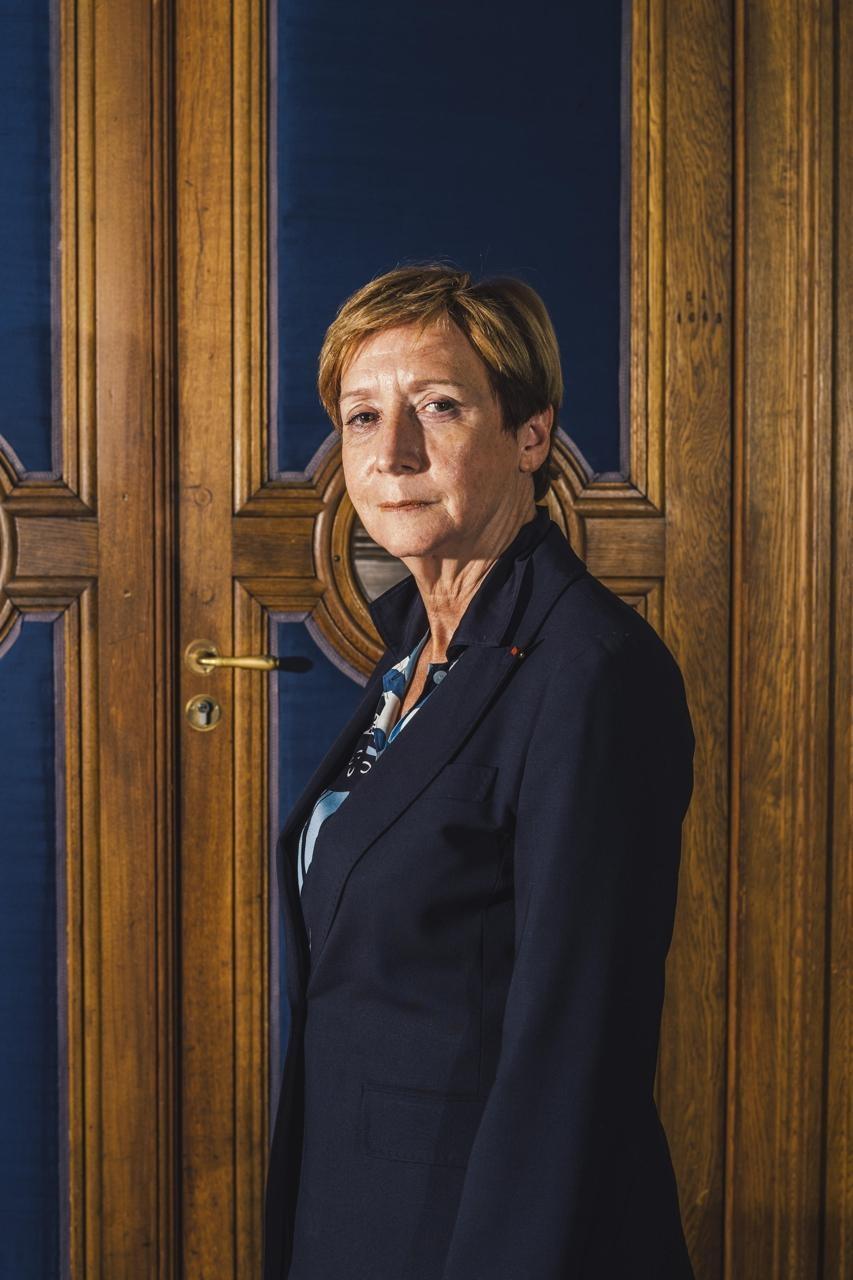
186 694 222 732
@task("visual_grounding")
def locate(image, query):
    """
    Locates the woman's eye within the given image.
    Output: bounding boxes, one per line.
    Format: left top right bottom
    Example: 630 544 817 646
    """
423 399 457 414
346 411 376 428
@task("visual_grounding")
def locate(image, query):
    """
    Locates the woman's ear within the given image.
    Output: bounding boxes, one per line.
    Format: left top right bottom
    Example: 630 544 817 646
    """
517 405 554 471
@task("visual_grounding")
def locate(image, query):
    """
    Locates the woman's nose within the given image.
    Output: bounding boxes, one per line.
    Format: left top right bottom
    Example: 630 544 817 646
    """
375 405 425 472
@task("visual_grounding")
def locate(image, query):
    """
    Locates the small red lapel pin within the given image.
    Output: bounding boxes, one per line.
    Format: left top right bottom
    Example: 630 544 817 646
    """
508 645 526 659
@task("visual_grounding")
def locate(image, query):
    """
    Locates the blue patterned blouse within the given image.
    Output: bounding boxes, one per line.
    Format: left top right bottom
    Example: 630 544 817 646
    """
296 627 461 896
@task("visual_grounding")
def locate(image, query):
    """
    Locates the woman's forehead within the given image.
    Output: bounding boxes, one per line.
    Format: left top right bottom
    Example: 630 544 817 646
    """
339 319 487 396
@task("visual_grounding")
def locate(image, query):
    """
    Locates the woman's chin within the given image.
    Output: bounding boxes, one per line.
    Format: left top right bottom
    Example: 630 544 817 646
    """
368 506 448 556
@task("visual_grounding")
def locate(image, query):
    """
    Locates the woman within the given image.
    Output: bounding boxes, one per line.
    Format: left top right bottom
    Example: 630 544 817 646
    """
263 264 696 1279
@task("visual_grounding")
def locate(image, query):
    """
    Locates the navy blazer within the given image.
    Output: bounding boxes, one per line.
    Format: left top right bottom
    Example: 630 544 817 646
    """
263 510 696 1280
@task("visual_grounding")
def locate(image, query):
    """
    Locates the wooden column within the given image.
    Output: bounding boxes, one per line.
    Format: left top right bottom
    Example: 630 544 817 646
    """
728 0 849 1275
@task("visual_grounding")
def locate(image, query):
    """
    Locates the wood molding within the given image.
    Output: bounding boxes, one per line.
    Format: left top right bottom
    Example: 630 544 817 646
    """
652 3 733 1276
233 581 272 1272
233 0 269 513
54 1 177 1275
826 6 852 1276
176 0 270 1274
59 0 96 507
629 0 666 507
728 0 845 1276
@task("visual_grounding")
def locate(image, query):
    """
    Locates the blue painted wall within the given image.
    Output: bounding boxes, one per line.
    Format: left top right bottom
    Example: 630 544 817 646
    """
0 0 54 475
0 0 61 1274
273 0 627 479
0 623 60 1276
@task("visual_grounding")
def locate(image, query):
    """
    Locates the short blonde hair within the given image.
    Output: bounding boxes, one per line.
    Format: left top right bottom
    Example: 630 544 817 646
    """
317 262 562 502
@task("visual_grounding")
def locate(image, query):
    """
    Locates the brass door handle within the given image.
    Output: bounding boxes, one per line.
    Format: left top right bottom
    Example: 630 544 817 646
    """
199 652 279 671
185 638 312 675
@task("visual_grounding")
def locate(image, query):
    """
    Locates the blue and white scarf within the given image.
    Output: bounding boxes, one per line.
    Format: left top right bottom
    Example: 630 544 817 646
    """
296 629 460 895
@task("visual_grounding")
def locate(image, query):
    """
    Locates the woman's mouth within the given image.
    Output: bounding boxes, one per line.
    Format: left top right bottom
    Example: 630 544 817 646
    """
379 501 434 509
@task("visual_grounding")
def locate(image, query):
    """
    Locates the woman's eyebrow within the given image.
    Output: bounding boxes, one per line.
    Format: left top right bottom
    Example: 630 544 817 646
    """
407 378 467 393
340 378 466 405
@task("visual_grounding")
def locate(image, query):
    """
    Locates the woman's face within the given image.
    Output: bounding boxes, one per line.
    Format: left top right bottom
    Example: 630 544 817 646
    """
338 317 551 565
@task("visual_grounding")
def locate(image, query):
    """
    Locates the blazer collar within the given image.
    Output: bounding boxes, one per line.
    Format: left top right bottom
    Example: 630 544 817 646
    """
367 503 555 660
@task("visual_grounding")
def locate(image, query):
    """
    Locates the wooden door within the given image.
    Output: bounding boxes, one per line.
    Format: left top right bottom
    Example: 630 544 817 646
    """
174 1 730 1274
0 1 847 1277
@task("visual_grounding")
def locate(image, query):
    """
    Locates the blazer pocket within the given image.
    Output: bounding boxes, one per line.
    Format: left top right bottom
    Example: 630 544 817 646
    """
361 1082 483 1169
427 762 497 803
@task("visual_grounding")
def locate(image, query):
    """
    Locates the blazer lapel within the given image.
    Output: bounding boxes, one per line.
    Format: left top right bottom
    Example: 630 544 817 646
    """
303 643 527 981
303 539 588 985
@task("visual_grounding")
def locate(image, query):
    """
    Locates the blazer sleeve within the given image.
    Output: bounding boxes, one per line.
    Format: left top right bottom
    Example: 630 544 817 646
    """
439 634 695 1280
